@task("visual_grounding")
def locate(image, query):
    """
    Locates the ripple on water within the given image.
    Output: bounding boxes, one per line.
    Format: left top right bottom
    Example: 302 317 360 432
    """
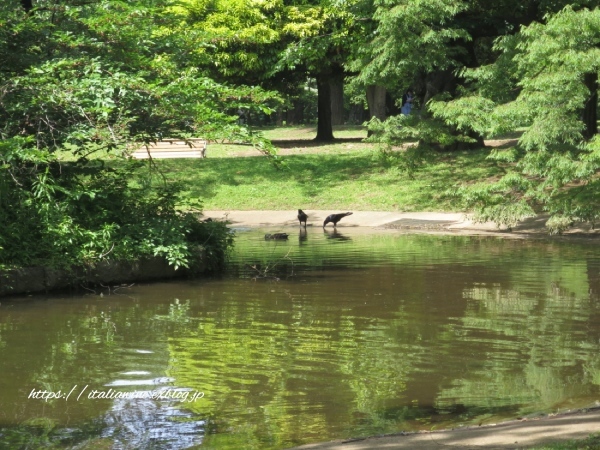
1 229 600 449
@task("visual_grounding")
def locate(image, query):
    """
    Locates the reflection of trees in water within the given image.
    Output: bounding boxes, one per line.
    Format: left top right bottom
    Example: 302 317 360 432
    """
2 234 600 447
102 396 205 450
241 258 296 280
236 240 297 279
432 261 600 421
0 390 206 449
0 294 211 448
587 258 600 300
195 233 600 439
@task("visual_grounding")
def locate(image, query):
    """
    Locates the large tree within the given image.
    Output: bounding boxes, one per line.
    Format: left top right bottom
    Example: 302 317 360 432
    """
355 0 600 232
278 0 368 140
446 6 600 232
0 0 276 270
348 0 469 129
175 0 365 140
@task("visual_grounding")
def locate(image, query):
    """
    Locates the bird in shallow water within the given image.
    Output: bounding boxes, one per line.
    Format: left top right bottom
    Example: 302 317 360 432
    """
265 233 289 240
323 212 353 228
297 209 308 227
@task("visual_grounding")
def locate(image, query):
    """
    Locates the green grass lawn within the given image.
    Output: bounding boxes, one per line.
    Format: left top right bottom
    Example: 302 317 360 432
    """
54 125 506 212
152 125 505 212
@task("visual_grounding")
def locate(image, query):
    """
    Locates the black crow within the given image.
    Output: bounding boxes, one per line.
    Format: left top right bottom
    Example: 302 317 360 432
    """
297 209 308 227
323 212 353 228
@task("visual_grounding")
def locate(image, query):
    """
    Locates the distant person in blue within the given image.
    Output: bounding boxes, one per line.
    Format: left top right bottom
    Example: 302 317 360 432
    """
401 90 414 115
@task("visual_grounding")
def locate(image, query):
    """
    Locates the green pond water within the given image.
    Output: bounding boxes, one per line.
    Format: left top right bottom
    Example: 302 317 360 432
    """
1 228 600 449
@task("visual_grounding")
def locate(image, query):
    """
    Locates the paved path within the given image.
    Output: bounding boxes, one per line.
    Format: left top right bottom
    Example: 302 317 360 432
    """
201 210 599 237
286 408 600 450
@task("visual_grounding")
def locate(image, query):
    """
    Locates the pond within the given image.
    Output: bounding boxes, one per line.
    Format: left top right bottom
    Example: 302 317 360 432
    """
1 228 600 449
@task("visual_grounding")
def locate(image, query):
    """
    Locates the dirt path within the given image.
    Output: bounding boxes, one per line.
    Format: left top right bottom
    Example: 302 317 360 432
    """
286 408 600 450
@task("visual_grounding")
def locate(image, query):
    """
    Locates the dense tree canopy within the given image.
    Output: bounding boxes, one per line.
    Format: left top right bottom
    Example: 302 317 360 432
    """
357 0 600 232
451 6 600 231
0 0 278 270
172 0 364 139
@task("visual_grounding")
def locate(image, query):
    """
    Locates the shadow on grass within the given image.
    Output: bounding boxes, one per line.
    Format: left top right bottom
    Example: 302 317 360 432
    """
257 124 367 140
161 152 383 201
271 137 367 148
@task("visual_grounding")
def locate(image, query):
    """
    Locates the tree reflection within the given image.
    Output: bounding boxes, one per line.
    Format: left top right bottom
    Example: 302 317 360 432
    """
1 233 600 449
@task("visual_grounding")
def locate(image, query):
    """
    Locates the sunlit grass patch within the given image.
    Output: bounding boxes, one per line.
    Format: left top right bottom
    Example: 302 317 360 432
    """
153 145 504 212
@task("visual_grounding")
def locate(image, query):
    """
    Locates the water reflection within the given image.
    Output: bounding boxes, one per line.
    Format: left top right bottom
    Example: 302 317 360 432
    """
299 227 307 244
323 228 352 241
0 230 599 449
102 396 205 450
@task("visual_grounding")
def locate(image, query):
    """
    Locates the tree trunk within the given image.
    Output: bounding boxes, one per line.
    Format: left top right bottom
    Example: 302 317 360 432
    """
366 85 386 137
366 85 386 121
315 76 334 141
294 100 304 124
286 109 296 125
285 99 304 125
386 92 401 116
286 100 304 125
330 78 344 126
21 0 33 12
422 70 456 112
348 104 368 124
458 130 486 150
420 70 485 150
583 72 598 140
276 108 284 126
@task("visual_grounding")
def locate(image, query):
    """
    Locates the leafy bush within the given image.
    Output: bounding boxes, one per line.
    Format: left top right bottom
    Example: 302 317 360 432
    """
0 140 233 271
0 0 284 274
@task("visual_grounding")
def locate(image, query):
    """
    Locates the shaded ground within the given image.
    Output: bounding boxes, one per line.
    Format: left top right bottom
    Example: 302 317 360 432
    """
271 137 367 148
211 136 519 157
286 408 600 450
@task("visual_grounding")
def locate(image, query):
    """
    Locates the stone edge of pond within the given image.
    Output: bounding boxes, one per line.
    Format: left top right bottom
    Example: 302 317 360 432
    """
286 406 600 450
202 210 600 239
0 255 205 299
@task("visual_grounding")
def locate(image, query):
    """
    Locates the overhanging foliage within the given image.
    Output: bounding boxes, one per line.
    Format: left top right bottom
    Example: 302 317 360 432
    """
0 0 279 271
359 1 600 232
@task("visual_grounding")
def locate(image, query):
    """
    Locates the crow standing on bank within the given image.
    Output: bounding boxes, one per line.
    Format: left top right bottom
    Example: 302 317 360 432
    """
297 209 308 227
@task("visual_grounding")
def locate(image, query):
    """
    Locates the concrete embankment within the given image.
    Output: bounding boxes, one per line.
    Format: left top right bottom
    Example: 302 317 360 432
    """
0 256 203 298
201 210 600 237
